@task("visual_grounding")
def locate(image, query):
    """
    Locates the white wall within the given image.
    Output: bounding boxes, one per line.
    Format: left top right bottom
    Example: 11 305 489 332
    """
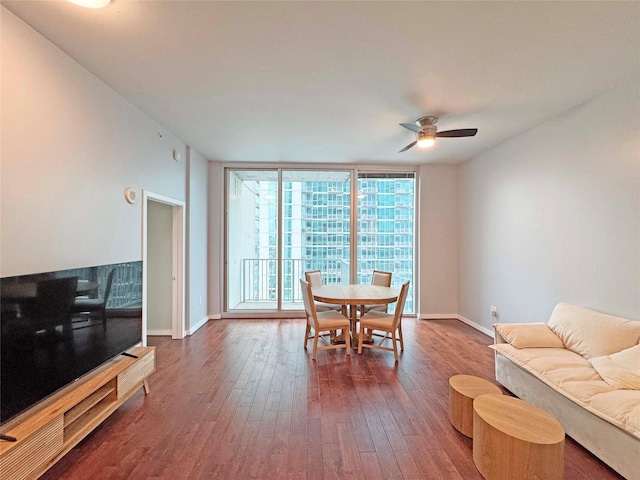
458 79 640 329
417 164 459 317
1 7 187 277
1 8 210 338
186 147 209 331
146 201 173 333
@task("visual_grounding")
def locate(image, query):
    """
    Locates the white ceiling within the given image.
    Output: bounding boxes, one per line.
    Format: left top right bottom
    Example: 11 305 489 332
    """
3 1 639 165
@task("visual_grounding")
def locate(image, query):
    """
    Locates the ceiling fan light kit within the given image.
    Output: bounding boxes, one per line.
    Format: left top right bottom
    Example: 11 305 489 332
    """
399 116 478 153
417 130 436 148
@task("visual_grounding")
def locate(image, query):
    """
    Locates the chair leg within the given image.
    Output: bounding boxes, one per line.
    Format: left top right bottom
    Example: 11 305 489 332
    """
358 325 364 354
312 331 319 360
391 331 398 362
398 323 404 350
345 326 351 355
304 323 311 349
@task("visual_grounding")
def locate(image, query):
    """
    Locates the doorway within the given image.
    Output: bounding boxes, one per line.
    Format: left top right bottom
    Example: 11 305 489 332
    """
142 191 185 342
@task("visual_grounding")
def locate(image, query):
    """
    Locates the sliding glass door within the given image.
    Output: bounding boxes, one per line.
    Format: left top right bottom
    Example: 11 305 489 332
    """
281 171 351 309
225 168 415 313
356 173 415 313
226 170 278 310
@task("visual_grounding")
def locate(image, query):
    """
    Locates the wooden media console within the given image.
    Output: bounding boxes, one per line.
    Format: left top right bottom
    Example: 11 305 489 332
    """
0 346 155 480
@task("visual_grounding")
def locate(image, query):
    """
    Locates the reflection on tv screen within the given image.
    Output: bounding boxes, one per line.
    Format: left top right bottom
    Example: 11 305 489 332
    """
1 261 143 425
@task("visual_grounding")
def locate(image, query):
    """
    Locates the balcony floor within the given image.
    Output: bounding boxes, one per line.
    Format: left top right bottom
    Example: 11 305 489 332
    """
229 301 304 311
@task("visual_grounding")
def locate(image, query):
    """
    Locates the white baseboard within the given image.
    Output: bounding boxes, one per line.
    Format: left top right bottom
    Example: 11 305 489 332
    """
456 315 493 337
186 315 209 336
147 329 173 336
209 314 221 320
418 313 459 320
418 313 494 338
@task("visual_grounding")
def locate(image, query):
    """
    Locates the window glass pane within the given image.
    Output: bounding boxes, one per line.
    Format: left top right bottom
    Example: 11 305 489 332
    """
226 170 278 310
281 171 351 308
357 174 415 313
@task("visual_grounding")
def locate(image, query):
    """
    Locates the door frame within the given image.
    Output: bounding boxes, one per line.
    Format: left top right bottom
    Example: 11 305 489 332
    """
142 190 186 342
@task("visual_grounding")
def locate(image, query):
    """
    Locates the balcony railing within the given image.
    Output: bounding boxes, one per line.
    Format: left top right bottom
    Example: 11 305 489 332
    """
237 258 413 313
241 258 349 305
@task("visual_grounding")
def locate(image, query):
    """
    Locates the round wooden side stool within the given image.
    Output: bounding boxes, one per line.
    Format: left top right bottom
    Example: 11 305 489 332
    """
448 374 502 438
473 394 565 480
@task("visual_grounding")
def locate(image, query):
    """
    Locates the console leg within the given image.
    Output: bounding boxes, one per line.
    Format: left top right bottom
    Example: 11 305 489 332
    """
143 379 150 395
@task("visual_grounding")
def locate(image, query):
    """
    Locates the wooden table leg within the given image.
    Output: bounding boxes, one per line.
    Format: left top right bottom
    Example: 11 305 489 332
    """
349 304 358 346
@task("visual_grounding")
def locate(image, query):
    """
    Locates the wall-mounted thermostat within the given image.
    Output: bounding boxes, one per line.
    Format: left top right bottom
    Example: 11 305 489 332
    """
173 150 181 162
124 187 138 204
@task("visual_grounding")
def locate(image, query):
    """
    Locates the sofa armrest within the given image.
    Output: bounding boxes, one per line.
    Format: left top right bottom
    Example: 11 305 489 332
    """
493 324 509 344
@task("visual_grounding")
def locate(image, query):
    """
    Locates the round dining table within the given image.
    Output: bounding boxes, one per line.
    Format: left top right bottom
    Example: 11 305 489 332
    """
312 284 399 344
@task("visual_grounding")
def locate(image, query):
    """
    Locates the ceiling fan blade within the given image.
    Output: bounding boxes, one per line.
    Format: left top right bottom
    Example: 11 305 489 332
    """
399 122 421 133
436 128 478 138
398 141 417 153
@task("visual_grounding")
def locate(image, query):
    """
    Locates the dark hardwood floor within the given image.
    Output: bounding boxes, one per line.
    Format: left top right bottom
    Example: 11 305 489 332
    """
40 318 622 479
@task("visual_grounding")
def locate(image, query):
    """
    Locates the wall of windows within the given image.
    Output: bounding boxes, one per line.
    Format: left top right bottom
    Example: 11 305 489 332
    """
226 169 415 313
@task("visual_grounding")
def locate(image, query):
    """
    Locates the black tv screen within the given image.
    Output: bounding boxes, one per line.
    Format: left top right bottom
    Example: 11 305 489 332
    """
0 261 143 425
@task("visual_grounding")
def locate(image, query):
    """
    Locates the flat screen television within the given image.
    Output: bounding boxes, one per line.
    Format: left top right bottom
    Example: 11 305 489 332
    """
0 261 143 426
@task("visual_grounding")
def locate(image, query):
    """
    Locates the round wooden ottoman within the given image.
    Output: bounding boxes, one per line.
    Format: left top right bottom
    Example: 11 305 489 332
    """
473 394 565 480
449 375 502 438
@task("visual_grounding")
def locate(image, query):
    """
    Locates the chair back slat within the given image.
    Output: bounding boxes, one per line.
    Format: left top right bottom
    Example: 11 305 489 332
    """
372 270 392 287
300 279 318 328
391 281 410 328
305 270 323 287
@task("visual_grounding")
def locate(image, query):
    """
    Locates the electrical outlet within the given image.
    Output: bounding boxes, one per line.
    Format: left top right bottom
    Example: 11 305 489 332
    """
490 306 498 317
199 296 202 305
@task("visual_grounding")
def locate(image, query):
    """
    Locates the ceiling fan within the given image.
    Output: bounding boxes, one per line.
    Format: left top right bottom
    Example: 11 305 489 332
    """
398 116 477 152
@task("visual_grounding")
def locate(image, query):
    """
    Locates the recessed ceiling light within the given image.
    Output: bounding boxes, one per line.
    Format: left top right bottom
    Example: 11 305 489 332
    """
67 0 111 8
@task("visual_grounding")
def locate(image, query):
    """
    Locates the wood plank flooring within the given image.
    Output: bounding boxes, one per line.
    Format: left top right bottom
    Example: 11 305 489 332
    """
40 318 623 479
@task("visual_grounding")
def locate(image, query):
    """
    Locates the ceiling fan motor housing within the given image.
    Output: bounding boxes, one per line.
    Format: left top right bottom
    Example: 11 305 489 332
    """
416 116 438 128
418 125 437 139
416 116 438 140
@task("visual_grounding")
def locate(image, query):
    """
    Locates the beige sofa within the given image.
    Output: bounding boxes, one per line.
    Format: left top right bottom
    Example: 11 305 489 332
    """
491 303 640 480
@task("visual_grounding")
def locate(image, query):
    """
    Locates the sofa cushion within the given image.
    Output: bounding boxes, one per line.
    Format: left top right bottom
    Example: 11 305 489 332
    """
590 345 640 390
492 344 640 440
547 303 640 359
495 323 564 348
590 390 640 439
491 344 603 384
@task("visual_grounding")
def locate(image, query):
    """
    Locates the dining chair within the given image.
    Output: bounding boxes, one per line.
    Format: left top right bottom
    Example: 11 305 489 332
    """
304 270 343 313
72 269 115 330
300 279 351 360
358 280 410 362
361 269 393 315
